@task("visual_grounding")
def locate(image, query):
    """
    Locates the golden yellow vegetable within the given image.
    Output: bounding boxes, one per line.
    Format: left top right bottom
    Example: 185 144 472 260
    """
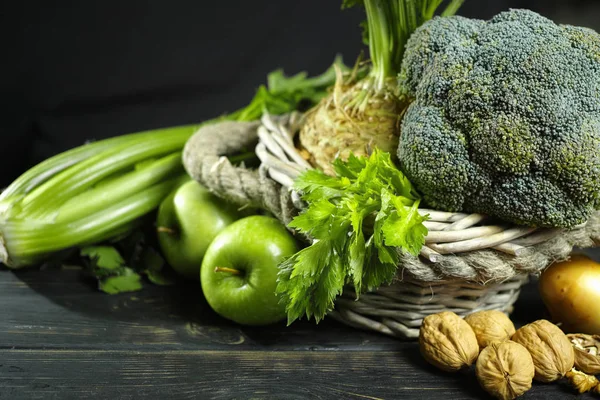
539 254 600 334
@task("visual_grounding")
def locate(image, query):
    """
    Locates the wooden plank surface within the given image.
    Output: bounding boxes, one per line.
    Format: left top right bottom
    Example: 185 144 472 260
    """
1 249 599 399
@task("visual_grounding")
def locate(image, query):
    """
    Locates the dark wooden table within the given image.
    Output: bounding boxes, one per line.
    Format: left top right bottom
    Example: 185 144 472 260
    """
1 250 599 399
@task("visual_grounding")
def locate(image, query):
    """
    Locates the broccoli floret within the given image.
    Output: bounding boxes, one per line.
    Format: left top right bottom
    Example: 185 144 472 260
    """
397 9 600 228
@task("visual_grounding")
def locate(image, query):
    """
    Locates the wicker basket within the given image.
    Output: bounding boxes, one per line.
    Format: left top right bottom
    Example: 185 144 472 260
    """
182 112 600 339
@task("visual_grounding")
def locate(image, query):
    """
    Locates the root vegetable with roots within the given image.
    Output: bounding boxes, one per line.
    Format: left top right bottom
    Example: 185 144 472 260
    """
299 0 464 175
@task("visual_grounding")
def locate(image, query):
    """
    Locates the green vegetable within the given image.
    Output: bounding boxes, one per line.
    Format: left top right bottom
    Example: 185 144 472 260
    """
80 246 143 294
397 9 600 228
0 131 193 268
299 0 464 175
276 149 428 324
99 271 143 295
0 61 344 270
79 231 175 294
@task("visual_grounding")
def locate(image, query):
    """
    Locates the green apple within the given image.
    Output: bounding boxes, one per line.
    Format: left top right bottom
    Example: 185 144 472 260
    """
200 215 298 326
156 179 243 280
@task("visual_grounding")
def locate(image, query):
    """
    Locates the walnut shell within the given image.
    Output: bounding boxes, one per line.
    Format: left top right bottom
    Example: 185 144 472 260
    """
511 319 574 382
565 368 599 394
476 341 534 400
419 311 479 372
567 333 600 375
465 310 516 350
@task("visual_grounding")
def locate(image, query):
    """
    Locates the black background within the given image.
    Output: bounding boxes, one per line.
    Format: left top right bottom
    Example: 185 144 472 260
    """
1 0 599 186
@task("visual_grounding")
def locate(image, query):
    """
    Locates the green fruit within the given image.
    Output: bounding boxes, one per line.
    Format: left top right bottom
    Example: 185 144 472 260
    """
156 179 243 280
200 215 298 326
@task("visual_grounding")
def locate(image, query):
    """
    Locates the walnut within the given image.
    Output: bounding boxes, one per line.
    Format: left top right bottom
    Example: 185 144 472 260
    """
567 333 600 375
565 368 599 394
475 341 534 400
465 310 516 350
511 319 574 382
419 311 479 372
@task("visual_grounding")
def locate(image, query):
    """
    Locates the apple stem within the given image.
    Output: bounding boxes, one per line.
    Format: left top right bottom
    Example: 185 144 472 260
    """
214 266 242 276
157 226 177 235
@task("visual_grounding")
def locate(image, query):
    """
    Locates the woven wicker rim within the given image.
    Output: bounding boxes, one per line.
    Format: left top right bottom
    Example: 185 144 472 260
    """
254 111 577 261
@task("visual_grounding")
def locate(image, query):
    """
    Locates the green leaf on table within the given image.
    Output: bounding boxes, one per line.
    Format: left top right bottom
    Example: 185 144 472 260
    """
98 268 143 294
80 246 125 273
81 245 145 294
110 228 175 286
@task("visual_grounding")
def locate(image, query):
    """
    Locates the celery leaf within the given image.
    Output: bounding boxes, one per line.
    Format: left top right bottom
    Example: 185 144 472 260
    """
80 246 125 273
98 269 143 295
277 149 428 324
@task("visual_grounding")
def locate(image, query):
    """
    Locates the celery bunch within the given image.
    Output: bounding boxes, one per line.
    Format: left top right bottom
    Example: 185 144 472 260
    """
0 127 196 268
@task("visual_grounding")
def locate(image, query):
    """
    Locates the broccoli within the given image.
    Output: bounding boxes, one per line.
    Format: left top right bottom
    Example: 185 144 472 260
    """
397 9 600 228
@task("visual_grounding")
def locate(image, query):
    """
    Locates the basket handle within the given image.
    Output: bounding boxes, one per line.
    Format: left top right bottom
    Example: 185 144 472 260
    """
182 119 299 225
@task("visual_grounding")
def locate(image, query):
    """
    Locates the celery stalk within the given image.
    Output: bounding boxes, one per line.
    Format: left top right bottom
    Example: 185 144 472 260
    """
0 127 195 204
55 152 183 224
19 126 196 220
1 176 186 267
0 123 199 268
